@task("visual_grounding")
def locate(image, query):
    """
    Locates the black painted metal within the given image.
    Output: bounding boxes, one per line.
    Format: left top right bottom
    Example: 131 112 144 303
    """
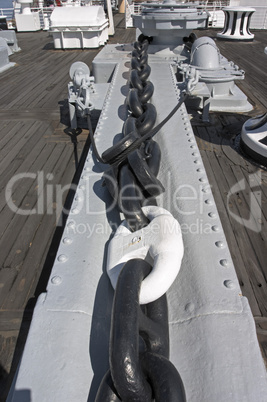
240 12 246 35
109 259 153 401
103 36 164 231
95 36 186 401
98 258 186 402
95 370 122 401
118 164 149 232
230 11 237 36
247 12 254 35
141 352 187 401
222 11 230 35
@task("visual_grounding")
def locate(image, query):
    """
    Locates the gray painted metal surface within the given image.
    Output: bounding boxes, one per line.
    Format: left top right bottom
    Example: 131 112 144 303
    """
132 0 208 46
0 38 15 73
178 36 252 114
0 30 21 54
92 40 251 120
8 45 267 401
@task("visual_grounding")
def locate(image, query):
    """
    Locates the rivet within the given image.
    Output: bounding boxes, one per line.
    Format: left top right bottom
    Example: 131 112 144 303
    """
205 199 213 205
67 221 75 228
194 160 200 164
82 174 90 180
190 145 196 149
51 276 62 285
220 259 229 267
84 167 90 172
208 212 216 218
75 195 82 201
224 280 235 289
71 208 79 214
63 237 72 245
79 185 85 190
215 241 224 248
188 139 193 142
199 178 207 183
192 152 198 156
185 302 194 313
197 168 204 173
202 187 210 193
58 254 68 262
212 225 220 232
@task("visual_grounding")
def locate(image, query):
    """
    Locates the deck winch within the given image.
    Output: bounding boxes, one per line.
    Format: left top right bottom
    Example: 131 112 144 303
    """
132 0 208 47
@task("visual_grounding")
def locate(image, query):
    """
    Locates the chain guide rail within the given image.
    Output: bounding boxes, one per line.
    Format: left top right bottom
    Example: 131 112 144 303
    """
92 35 187 401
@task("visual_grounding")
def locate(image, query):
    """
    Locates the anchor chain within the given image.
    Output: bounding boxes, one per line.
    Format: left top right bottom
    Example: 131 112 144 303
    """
96 259 186 401
103 36 164 232
94 35 186 401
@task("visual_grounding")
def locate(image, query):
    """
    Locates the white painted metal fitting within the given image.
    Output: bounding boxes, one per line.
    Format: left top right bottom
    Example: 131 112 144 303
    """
190 37 220 70
106 206 184 304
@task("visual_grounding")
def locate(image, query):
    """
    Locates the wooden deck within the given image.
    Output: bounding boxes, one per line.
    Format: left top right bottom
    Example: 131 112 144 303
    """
0 14 266 400
0 13 132 400
191 28 267 365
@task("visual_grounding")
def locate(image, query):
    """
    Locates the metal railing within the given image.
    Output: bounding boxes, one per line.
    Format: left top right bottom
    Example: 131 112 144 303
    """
0 8 14 21
125 0 267 30
250 6 267 30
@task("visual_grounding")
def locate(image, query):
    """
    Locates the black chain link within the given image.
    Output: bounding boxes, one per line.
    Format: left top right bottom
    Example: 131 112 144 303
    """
103 36 164 232
94 35 186 401
96 259 186 402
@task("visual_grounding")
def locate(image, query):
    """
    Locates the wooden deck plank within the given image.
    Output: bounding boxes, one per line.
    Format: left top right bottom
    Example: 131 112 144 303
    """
193 116 267 319
0 121 42 175
0 142 67 269
0 122 26 152
0 127 48 201
0 140 54 238
199 149 262 317
3 144 73 284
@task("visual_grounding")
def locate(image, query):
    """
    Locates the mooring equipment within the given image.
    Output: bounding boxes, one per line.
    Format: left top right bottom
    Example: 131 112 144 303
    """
241 112 267 166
